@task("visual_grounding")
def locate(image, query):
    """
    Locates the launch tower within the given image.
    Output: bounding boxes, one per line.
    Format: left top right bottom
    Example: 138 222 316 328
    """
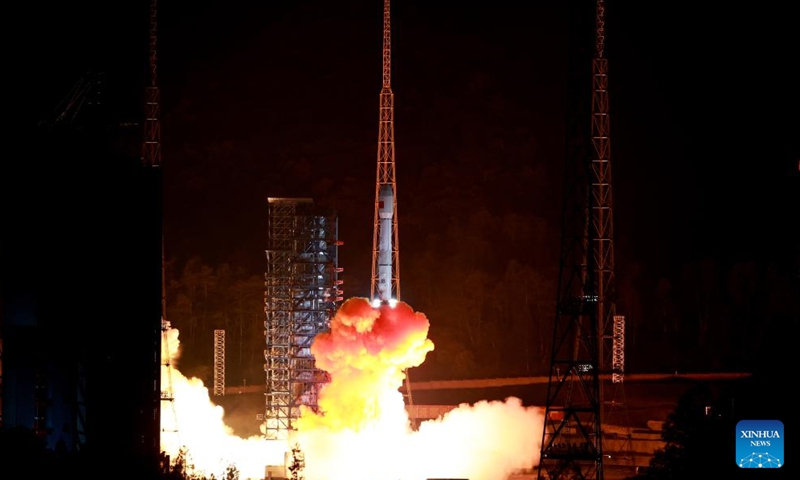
370 0 400 307
264 198 342 440
369 0 414 410
142 0 174 469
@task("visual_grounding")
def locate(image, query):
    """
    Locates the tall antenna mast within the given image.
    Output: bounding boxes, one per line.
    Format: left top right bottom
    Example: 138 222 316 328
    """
592 0 631 461
538 2 631 478
592 0 614 388
369 0 414 412
371 0 400 305
538 1 627 478
142 0 162 169
141 0 179 454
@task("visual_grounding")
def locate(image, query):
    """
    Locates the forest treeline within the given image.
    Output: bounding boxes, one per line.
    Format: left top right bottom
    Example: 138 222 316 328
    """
164 219 798 388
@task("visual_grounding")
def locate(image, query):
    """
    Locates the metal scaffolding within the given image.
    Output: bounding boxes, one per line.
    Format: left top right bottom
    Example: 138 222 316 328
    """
264 198 342 440
370 0 400 305
214 330 225 397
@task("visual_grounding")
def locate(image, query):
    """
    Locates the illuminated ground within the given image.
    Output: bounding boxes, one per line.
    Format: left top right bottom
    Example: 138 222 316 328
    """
215 375 746 437
181 373 763 480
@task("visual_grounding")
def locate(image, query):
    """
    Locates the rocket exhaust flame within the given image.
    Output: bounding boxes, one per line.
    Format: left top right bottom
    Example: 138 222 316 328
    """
160 328 286 479
297 297 434 433
161 297 544 480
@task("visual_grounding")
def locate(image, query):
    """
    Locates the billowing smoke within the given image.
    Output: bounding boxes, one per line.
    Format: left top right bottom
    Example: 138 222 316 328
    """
160 327 285 479
161 297 544 480
294 297 544 480
297 297 434 433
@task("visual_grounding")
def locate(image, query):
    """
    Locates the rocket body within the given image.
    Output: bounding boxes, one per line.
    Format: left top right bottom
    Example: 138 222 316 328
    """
377 184 394 302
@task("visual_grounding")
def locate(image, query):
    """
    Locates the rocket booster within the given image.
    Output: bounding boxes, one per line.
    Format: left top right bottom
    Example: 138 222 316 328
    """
377 184 394 302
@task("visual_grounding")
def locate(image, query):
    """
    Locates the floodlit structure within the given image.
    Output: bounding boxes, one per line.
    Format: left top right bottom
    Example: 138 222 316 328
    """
143 0 179 464
214 330 226 397
263 198 342 440
140 0 165 468
369 0 414 409
370 0 400 307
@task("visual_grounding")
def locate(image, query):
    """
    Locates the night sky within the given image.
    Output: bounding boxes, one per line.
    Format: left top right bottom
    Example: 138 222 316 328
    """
11 0 798 269
6 1 799 375
2 5 799 476
163 1 800 284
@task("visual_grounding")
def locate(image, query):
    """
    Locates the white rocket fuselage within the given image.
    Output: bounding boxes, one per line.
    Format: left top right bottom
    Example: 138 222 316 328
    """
377 184 394 302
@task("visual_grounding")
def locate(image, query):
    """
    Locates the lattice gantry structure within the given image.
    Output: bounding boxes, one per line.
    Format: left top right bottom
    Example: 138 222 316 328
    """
538 1 627 479
590 0 631 460
589 0 631 446
590 0 627 395
264 198 342 440
142 0 161 168
144 0 169 464
213 330 225 397
369 0 415 411
371 0 400 305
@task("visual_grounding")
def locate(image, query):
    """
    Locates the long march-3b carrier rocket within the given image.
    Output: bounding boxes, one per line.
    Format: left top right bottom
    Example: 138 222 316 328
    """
376 184 394 304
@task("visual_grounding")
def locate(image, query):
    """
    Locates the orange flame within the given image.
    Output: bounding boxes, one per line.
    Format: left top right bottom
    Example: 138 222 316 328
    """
161 297 544 480
297 297 434 432
294 297 544 480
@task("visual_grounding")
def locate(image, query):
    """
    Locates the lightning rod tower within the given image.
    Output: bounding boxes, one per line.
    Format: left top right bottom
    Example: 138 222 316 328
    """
142 0 161 170
369 0 414 411
590 0 631 461
538 1 628 478
142 0 179 453
370 0 400 305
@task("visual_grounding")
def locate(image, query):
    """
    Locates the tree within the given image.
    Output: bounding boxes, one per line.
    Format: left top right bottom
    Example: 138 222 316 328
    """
628 383 733 480
165 257 266 385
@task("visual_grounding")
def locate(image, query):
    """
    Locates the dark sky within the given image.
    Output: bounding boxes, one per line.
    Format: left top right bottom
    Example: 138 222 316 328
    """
11 0 800 290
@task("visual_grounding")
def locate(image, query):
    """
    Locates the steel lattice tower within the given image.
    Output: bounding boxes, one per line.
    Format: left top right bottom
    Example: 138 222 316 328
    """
370 0 400 304
142 0 161 169
264 198 342 441
369 0 414 411
213 330 226 397
591 1 631 462
538 1 627 478
141 0 178 458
